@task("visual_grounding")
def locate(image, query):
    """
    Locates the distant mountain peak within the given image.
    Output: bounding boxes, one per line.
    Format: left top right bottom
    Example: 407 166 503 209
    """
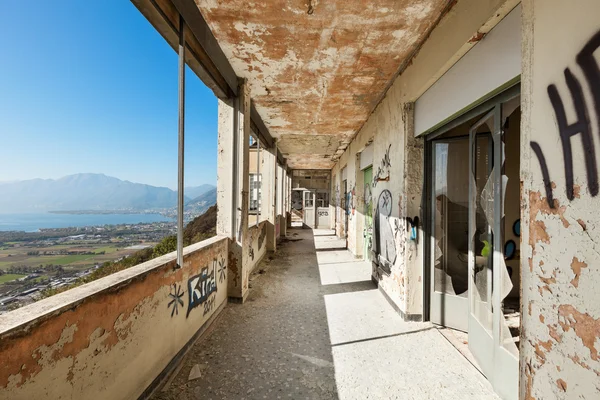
0 174 215 213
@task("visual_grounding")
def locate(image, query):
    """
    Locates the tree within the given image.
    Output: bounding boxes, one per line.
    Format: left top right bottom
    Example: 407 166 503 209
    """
153 235 177 258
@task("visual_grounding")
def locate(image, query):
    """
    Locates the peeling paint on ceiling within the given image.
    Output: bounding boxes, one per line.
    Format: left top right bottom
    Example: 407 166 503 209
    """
195 0 450 169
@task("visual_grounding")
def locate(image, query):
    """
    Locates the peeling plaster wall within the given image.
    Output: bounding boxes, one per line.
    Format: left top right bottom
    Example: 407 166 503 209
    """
521 0 600 398
0 237 229 400
195 0 451 169
331 84 409 313
245 221 268 277
330 0 521 318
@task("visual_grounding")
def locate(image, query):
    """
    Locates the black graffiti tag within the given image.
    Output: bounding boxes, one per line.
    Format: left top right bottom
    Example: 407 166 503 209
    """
532 30 600 208
186 263 217 318
373 144 392 187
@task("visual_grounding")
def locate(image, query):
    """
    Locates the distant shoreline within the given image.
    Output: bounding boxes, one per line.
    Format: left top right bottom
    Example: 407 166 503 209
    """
49 210 154 215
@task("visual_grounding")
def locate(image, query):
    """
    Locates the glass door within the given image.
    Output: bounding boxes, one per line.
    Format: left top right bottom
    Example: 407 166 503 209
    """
316 190 330 228
468 109 496 377
429 138 470 331
468 104 518 400
303 190 315 228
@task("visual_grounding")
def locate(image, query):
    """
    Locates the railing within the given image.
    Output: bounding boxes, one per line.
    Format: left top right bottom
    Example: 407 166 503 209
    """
0 235 229 400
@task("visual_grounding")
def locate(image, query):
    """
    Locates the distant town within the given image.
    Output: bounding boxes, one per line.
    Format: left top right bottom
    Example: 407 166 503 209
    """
0 220 176 314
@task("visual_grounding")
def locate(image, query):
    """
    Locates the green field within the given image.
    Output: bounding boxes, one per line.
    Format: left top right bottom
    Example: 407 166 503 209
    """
0 274 26 284
52 254 96 265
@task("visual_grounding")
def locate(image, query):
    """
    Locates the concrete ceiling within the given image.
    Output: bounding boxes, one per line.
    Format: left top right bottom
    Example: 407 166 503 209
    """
195 0 451 169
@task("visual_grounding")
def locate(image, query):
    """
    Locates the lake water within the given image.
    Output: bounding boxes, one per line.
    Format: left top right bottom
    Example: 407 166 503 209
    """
0 213 173 232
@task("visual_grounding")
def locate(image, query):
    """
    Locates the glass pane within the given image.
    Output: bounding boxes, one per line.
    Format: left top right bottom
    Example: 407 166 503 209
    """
432 140 469 296
316 191 328 208
471 116 494 332
304 192 314 208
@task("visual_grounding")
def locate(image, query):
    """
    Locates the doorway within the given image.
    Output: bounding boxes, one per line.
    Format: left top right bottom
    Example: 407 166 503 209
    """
426 89 521 400
303 190 315 228
316 190 330 228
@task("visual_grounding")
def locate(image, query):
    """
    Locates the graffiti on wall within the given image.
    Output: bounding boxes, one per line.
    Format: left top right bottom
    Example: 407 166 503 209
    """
346 184 356 219
186 261 217 318
168 283 185 317
531 30 600 208
203 296 216 316
364 183 373 250
249 245 255 261
373 144 392 187
318 210 329 217
258 224 267 249
292 190 303 210
373 189 397 271
218 257 226 283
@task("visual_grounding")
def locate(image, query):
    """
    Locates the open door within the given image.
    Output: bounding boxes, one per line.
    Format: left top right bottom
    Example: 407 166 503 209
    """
468 108 496 377
303 190 315 228
468 103 519 400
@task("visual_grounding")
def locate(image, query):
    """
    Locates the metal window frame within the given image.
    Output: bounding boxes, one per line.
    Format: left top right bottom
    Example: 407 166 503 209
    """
422 84 520 321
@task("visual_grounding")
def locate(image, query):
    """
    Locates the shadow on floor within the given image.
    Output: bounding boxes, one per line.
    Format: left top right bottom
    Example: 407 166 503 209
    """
152 228 497 400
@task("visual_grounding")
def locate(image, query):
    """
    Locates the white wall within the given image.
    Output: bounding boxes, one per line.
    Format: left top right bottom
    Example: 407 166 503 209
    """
415 4 522 135
521 1 600 398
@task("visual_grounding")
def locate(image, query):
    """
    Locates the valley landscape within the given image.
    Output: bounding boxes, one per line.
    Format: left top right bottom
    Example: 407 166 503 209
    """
0 173 217 313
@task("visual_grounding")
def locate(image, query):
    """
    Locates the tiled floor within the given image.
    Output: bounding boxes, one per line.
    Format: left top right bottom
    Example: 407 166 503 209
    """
153 228 498 400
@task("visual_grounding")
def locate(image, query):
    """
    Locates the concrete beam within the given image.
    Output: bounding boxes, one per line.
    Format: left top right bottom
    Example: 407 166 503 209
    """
170 0 238 96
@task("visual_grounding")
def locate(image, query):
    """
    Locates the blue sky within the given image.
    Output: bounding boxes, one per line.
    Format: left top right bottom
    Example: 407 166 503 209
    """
0 1 217 189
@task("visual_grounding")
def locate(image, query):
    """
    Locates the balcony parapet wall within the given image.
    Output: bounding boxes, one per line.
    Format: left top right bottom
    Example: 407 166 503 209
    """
0 235 229 400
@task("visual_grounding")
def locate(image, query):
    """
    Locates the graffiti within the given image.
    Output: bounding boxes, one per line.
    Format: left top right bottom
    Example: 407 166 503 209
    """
364 182 373 250
203 296 216 316
373 189 397 272
348 184 357 219
532 30 600 208
249 245 255 261
292 190 303 210
258 224 267 249
167 284 185 317
217 256 226 283
373 144 392 187
364 183 372 208
186 262 217 318
393 218 402 237
345 184 354 218
318 210 329 217
406 216 419 241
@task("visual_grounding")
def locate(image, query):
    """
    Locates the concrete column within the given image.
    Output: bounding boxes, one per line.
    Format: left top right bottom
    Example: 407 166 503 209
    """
354 152 365 258
216 97 236 239
280 164 288 237
402 103 425 318
267 142 278 252
228 79 251 302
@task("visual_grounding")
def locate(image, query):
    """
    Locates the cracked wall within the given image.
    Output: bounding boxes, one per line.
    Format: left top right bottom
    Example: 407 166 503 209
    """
521 0 600 398
0 238 229 400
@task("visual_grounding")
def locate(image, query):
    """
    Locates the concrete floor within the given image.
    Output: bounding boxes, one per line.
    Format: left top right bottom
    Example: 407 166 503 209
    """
153 228 499 400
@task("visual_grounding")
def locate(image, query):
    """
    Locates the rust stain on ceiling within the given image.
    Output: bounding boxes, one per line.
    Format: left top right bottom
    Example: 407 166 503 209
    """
195 0 450 169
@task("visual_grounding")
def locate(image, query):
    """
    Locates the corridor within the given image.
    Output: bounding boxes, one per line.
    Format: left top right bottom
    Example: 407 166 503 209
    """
154 228 498 400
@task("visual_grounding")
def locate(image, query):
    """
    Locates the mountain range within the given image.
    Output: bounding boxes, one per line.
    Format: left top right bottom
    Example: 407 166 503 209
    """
0 173 216 213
